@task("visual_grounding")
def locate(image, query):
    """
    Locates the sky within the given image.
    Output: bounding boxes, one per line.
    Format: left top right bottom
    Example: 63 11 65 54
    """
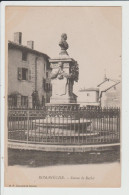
6 6 122 93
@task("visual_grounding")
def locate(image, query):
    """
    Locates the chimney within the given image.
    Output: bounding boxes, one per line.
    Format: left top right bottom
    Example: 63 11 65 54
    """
14 32 22 44
27 41 34 49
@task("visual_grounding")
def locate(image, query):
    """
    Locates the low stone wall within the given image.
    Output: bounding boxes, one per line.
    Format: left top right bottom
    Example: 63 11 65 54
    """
8 141 120 153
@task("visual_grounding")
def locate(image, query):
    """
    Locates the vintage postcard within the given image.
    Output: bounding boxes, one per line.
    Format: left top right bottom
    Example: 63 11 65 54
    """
3 5 122 189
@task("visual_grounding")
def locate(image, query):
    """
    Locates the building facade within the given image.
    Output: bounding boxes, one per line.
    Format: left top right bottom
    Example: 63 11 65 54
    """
98 80 121 107
77 88 100 107
77 76 121 108
8 32 52 108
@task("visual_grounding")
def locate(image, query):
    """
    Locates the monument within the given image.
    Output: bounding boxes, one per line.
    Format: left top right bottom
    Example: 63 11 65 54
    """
33 34 92 136
46 33 79 110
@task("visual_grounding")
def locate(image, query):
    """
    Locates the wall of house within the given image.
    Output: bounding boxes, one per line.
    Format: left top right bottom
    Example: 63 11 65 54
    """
8 47 51 107
78 90 99 106
8 48 34 97
101 83 121 107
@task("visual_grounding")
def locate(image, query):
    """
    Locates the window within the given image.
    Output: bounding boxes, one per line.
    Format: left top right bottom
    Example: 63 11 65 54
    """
46 72 49 78
44 62 46 72
22 50 27 61
21 96 28 107
43 78 51 92
22 68 28 80
48 83 50 91
42 96 45 106
46 83 49 91
43 78 46 90
18 68 31 81
46 95 50 103
50 83 52 91
8 95 17 107
46 83 51 92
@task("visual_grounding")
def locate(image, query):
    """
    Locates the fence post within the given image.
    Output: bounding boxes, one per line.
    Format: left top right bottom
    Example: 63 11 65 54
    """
27 109 29 144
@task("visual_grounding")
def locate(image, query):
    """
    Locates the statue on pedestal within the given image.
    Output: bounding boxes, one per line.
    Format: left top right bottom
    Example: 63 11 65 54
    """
49 33 79 104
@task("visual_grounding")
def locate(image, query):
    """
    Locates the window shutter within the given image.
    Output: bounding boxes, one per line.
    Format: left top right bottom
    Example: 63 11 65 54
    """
28 69 31 81
46 83 48 91
44 80 46 91
17 67 22 80
43 78 46 90
50 83 52 91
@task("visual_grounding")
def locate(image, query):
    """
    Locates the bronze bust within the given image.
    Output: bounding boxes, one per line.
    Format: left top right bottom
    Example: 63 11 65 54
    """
59 33 69 51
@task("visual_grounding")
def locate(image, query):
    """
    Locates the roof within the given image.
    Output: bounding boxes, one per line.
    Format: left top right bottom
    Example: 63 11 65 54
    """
99 81 121 99
101 81 121 93
79 88 99 92
97 78 120 87
8 41 50 59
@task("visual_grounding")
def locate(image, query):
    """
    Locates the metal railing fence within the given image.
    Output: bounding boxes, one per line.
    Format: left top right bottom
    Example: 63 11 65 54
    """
8 106 120 145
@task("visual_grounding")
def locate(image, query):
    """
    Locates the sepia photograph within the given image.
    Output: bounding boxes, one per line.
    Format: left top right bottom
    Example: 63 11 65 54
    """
4 5 122 188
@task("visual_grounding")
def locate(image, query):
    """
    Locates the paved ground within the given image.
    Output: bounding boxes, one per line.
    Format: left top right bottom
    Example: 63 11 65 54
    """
8 148 120 167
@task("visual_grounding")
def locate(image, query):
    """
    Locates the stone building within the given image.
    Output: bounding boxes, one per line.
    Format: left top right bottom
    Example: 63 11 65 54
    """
98 77 121 107
77 88 100 107
8 32 52 108
77 76 121 108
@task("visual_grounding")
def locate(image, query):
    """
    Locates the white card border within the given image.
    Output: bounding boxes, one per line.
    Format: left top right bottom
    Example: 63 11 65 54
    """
1 1 129 195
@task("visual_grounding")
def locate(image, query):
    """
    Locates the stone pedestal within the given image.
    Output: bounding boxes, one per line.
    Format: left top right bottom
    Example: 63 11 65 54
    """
49 57 78 104
46 103 79 111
